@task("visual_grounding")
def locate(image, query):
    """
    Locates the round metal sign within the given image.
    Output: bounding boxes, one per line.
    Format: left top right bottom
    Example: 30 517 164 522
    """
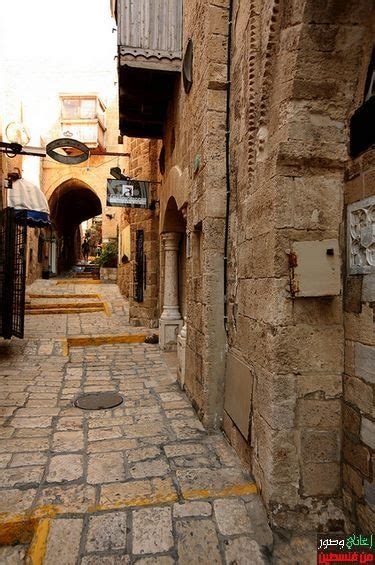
46 138 90 165
74 391 124 410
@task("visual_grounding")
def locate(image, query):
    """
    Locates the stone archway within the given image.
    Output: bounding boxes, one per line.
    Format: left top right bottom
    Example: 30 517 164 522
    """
49 178 102 272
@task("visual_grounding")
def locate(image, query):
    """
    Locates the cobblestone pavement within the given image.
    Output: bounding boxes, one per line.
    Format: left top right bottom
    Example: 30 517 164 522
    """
0 281 313 564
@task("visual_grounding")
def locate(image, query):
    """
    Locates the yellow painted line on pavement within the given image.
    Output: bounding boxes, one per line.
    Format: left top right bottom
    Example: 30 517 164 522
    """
92 491 179 512
0 481 257 559
61 339 69 357
67 333 147 348
29 293 101 299
102 301 111 317
0 481 257 530
27 302 102 310
56 279 101 285
0 513 37 545
26 307 103 315
27 518 51 565
182 482 257 500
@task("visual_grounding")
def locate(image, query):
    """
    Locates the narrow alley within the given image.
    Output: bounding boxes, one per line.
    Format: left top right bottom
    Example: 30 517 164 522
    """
1 0 374 562
0 280 281 564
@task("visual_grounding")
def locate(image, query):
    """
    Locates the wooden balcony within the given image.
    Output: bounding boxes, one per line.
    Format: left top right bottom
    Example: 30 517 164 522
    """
114 0 182 138
59 95 106 152
61 119 106 152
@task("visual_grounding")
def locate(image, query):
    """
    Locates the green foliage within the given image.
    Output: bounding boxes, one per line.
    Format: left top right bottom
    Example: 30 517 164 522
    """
96 241 118 268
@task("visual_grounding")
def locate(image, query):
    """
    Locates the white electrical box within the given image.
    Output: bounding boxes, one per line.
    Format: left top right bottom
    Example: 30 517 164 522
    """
292 239 341 297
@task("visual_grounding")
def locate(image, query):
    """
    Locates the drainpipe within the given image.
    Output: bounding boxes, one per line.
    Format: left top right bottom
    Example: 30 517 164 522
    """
223 0 234 333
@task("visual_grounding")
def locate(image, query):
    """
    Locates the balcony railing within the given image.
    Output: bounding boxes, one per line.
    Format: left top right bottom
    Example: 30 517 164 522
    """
61 119 105 151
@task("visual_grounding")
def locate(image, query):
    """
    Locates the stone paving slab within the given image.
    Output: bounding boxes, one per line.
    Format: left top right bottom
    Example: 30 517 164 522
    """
0 282 278 563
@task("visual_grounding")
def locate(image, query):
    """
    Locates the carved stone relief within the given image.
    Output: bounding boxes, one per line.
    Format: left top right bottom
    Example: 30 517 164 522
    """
347 196 375 274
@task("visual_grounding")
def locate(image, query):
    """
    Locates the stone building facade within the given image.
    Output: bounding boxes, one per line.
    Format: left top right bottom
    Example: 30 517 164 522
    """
117 137 160 327
115 0 374 532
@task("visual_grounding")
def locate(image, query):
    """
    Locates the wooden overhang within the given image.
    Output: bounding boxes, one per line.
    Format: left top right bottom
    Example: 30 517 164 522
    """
116 0 182 139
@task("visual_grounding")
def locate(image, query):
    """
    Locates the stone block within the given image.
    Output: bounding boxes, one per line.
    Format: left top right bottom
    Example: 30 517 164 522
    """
343 463 363 498
362 274 375 302
274 325 343 375
129 458 170 479
342 403 361 437
343 375 374 417
357 503 375 533
364 479 375 509
245 496 273 549
173 501 211 518
355 343 375 383
345 340 355 377
361 418 375 450
47 454 83 483
296 374 342 399
0 466 44 488
344 276 363 314
44 518 83 565
343 436 371 477
132 507 173 555
300 430 340 463
37 484 96 514
86 512 127 552
345 175 364 205
302 462 340 496
225 537 267 565
176 466 249 495
175 520 221 564
207 62 227 90
208 4 228 36
214 498 252 535
87 452 125 484
296 399 341 429
82 556 129 565
52 431 84 452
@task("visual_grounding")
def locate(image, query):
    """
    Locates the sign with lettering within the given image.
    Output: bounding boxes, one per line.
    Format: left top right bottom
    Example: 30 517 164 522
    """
107 179 148 208
317 533 374 563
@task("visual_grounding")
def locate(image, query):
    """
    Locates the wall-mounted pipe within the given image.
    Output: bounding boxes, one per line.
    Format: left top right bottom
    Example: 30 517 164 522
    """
223 0 234 333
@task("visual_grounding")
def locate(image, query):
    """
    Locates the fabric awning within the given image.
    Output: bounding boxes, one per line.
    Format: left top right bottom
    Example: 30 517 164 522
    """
7 178 51 227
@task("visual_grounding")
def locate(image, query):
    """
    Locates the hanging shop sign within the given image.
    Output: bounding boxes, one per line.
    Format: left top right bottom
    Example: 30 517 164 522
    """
46 138 90 165
107 178 149 209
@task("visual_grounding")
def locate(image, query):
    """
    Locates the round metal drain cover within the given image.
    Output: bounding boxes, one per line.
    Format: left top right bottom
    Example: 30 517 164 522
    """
75 392 124 410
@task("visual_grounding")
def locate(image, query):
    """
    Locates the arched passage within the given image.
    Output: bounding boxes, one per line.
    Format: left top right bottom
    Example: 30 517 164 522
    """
49 178 102 272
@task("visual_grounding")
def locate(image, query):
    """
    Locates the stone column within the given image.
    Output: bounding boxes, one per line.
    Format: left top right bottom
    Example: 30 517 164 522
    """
159 232 182 350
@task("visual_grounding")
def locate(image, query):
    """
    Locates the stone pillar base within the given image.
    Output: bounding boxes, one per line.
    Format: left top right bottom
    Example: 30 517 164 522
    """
159 318 183 351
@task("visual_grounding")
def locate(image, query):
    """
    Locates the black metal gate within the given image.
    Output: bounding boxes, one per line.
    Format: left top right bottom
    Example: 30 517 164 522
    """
134 229 145 303
0 208 27 339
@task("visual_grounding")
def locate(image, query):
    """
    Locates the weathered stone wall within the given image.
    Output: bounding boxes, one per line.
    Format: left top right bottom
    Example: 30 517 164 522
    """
26 228 47 285
225 0 374 530
343 147 375 532
160 0 229 427
118 137 160 328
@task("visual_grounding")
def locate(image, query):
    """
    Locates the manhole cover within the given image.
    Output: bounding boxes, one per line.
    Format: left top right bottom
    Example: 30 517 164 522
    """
74 392 124 410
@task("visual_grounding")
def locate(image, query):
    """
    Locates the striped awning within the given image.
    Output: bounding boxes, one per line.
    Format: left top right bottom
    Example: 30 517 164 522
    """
7 178 51 227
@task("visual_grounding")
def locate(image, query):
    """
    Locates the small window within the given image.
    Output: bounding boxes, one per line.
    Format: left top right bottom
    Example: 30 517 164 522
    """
350 48 375 158
61 97 97 120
